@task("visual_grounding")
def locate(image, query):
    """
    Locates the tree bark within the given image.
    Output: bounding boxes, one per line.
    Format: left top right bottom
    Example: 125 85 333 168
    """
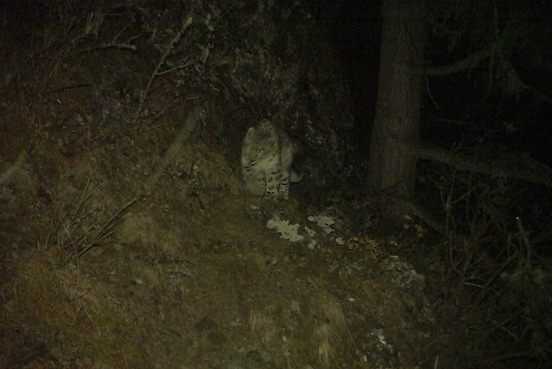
369 0 426 203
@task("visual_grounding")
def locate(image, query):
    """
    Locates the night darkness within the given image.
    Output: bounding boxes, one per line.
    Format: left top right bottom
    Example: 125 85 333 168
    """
325 0 551 164
0 0 551 368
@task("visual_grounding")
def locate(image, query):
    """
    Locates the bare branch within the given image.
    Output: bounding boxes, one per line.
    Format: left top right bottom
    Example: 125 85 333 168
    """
399 140 551 186
131 14 193 125
418 46 494 76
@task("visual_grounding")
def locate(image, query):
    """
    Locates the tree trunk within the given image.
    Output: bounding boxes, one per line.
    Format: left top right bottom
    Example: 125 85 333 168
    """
369 0 426 205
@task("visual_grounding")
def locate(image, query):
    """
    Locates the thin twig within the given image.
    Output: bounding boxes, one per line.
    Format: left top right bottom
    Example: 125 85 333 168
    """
156 61 194 76
70 178 92 225
68 104 201 258
77 43 137 54
131 14 193 125
77 198 139 257
515 217 532 264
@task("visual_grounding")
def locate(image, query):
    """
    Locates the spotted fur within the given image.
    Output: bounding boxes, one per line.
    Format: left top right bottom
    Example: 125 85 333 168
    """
241 119 301 199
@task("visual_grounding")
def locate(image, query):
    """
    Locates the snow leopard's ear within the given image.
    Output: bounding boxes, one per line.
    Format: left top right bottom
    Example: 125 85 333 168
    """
246 126 255 134
243 127 255 143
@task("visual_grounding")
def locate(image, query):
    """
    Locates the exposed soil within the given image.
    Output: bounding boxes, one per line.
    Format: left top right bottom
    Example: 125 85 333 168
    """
0 2 547 369
0 103 437 367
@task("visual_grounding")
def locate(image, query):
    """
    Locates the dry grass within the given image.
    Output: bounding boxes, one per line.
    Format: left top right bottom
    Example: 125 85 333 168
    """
7 251 143 367
246 293 351 367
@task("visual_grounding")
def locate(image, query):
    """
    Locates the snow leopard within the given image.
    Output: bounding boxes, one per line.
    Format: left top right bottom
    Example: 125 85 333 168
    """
241 119 302 199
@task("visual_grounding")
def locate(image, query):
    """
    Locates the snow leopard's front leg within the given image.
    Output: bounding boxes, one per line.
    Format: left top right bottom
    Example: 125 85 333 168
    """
265 165 281 198
279 167 290 199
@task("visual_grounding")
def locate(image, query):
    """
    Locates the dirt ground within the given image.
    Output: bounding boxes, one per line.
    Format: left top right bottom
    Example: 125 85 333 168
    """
0 103 439 368
1 2 546 368
0 54 438 366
